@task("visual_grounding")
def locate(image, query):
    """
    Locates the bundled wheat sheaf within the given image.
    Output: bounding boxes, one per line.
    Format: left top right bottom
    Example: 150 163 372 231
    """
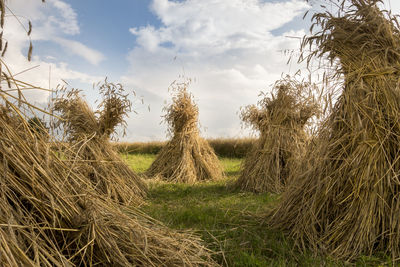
0 108 216 266
234 77 318 193
146 81 223 183
269 0 400 261
53 81 147 205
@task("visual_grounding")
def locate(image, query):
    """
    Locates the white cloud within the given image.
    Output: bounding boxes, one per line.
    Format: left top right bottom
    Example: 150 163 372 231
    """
130 26 161 52
0 0 104 104
124 0 310 141
130 0 309 53
6 0 104 66
49 0 80 35
54 37 105 65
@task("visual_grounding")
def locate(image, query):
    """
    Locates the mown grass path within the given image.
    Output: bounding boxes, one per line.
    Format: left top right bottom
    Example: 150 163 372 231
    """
122 153 389 266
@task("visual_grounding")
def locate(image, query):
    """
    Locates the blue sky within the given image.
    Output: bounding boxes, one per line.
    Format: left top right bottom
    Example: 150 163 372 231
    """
5 0 400 141
34 0 158 80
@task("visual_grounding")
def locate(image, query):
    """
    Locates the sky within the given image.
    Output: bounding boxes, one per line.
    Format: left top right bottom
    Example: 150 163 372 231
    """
3 0 400 141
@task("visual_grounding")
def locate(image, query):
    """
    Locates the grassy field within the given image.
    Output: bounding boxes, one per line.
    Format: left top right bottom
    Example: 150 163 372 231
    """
122 153 389 266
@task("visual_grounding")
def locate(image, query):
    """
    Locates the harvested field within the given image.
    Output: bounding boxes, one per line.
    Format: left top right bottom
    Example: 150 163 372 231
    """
122 153 393 266
4 0 400 265
115 138 255 158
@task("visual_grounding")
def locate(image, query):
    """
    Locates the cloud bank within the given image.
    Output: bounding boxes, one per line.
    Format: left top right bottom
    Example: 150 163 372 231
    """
2 0 104 105
123 0 311 141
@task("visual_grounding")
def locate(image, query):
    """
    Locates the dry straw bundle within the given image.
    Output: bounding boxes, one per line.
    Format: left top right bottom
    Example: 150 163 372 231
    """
234 77 318 193
146 80 223 183
0 104 216 266
53 81 147 205
269 0 400 260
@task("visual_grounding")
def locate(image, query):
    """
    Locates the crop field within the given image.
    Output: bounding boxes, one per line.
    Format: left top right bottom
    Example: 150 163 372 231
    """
122 153 390 266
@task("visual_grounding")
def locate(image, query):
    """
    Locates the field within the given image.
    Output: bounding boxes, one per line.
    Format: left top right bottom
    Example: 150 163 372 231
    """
122 153 389 266
3 0 400 265
115 138 255 158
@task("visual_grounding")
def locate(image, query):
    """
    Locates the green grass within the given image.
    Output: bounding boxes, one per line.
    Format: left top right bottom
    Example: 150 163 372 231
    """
122 153 391 266
219 157 242 177
120 153 156 173
143 179 337 266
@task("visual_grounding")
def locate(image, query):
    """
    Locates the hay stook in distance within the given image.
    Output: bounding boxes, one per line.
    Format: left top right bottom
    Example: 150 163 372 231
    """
146 79 224 183
234 76 319 193
53 80 147 205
